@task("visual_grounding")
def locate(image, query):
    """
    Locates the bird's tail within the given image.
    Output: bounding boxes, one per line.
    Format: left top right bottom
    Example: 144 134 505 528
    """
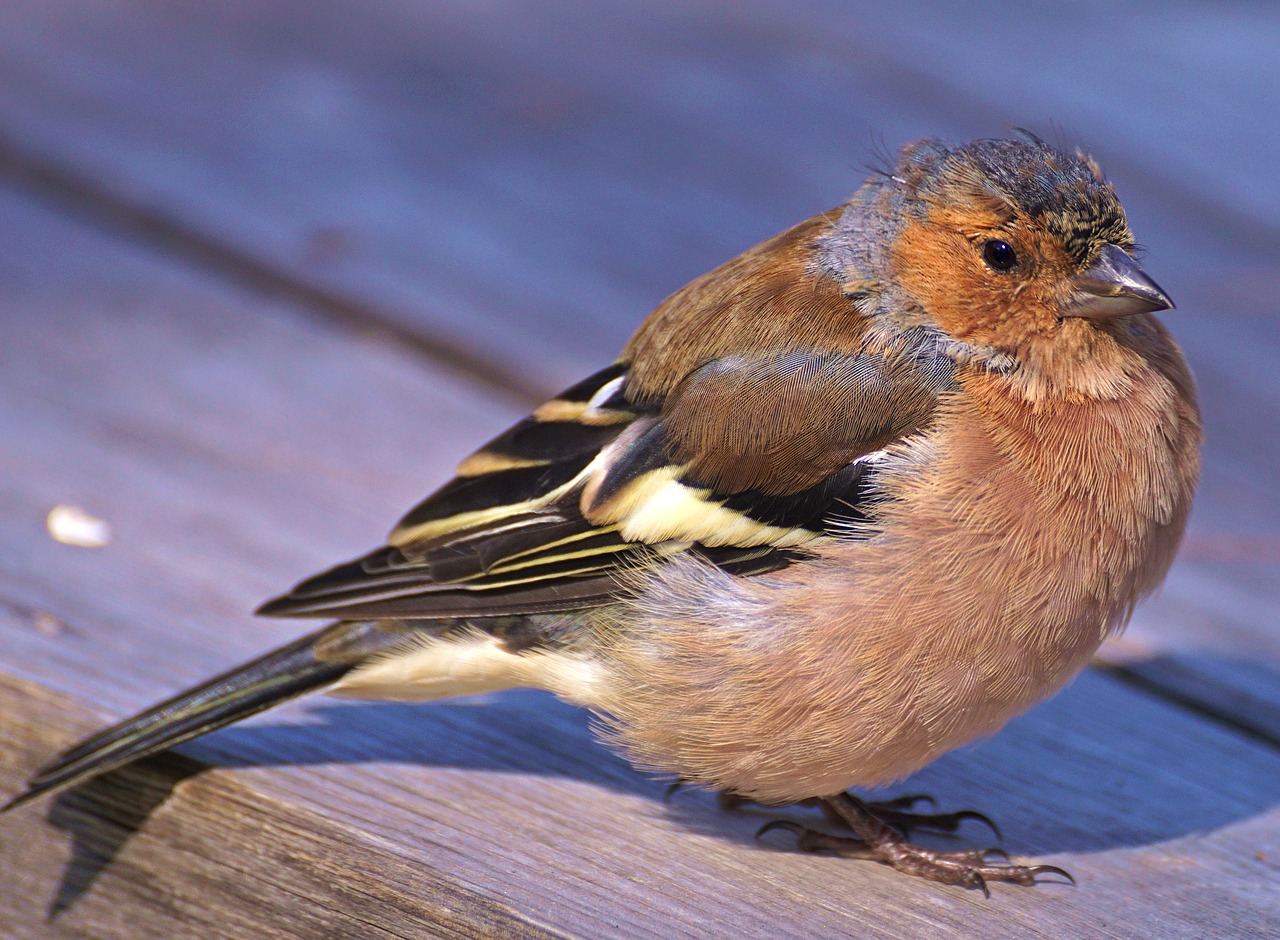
3 619 412 811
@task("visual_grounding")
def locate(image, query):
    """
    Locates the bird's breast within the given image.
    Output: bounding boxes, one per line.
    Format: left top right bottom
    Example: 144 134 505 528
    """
594 338 1199 803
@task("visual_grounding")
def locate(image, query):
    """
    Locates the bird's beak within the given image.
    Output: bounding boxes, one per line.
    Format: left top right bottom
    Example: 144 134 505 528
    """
1063 244 1174 319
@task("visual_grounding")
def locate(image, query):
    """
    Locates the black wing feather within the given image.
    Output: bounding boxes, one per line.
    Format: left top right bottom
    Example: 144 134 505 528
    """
259 349 946 622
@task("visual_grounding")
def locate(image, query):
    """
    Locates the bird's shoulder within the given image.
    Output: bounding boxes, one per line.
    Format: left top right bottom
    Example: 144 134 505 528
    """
258 211 962 621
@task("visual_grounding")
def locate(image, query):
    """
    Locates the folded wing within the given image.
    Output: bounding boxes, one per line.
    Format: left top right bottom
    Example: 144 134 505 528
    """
259 335 955 622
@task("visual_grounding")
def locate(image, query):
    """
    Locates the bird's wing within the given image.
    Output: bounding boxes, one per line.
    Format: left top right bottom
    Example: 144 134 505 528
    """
258 338 954 621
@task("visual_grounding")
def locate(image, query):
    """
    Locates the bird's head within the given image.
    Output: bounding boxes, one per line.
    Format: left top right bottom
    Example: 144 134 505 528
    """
831 136 1172 361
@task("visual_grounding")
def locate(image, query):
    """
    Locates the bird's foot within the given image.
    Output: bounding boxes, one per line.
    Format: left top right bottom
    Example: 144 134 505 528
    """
826 791 1001 839
720 789 995 838
757 792 1072 896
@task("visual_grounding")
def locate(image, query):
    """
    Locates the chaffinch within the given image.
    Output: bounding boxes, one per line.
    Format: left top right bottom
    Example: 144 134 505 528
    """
5 135 1201 894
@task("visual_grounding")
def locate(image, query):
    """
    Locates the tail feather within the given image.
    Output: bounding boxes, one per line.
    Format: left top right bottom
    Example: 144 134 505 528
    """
3 620 407 812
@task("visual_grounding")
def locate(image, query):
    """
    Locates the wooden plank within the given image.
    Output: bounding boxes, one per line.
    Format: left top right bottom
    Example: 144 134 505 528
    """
0 675 565 940
2 182 1279 936
0 185 524 716
5 630 1280 939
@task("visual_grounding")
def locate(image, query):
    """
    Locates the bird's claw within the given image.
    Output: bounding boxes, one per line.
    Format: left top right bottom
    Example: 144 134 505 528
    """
755 819 803 840
1026 864 1076 886
825 793 1000 840
729 788 1071 894
753 792 1073 895
864 793 937 812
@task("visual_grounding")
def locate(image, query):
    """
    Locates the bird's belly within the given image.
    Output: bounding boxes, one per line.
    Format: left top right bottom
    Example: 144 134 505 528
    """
329 629 606 706
596 534 1113 803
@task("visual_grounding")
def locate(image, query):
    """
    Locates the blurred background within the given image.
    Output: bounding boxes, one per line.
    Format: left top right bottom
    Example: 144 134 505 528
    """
1 2 1277 934
2 2 1277 387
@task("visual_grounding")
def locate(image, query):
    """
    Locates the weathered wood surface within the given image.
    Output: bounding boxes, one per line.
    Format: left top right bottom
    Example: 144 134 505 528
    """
0 2 1277 936
0 678 564 940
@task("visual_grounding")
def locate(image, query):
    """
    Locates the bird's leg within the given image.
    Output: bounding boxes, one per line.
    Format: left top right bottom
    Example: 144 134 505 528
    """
761 792 1072 896
822 792 1000 839
719 789 997 838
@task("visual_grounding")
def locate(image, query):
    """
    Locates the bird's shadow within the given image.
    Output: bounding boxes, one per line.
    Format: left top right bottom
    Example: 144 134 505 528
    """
44 753 204 920
38 649 1280 917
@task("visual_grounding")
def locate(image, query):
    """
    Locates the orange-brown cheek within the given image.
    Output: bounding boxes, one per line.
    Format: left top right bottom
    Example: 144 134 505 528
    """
892 218 1059 348
892 221 998 340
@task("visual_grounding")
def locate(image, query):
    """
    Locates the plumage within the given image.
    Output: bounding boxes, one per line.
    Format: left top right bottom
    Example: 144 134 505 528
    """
5 135 1200 894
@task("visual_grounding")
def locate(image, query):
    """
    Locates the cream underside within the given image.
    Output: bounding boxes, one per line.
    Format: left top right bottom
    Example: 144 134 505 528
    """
327 632 606 708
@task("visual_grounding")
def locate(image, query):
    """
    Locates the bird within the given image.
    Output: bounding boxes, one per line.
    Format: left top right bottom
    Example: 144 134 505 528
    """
4 134 1201 894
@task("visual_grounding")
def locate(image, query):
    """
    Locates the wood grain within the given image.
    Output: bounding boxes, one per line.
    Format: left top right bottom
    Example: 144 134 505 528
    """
0 676 566 940
0 3 1277 935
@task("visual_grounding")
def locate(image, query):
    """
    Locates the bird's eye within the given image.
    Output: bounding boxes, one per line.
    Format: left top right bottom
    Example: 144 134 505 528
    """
981 239 1018 272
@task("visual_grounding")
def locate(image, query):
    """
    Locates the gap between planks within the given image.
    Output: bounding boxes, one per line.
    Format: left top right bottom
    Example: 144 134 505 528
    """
1096 659 1280 753
0 128 546 408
